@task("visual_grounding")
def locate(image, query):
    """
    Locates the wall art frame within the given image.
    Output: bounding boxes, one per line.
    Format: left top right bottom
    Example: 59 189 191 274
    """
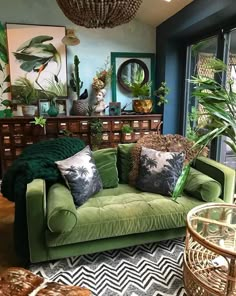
6 23 67 100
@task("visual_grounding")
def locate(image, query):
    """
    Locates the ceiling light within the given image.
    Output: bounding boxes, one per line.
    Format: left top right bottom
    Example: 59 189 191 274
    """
56 0 143 29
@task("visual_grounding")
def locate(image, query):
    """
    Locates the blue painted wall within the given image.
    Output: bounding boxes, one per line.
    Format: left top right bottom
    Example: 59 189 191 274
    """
156 0 236 135
0 0 155 110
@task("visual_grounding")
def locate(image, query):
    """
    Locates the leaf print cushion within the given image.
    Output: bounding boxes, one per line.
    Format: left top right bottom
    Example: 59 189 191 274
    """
136 147 185 196
55 145 103 207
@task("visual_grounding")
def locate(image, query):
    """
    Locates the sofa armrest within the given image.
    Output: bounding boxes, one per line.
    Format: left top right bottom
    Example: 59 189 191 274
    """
26 179 48 263
193 156 235 203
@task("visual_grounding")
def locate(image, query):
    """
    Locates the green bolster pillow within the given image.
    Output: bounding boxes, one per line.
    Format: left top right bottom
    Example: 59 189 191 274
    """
47 183 78 233
184 167 222 202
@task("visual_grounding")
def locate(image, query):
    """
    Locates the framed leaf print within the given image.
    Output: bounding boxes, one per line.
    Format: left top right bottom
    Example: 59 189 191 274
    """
6 24 67 99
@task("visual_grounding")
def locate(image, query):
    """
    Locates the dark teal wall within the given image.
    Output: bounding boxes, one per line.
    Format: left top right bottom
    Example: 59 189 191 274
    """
156 0 236 134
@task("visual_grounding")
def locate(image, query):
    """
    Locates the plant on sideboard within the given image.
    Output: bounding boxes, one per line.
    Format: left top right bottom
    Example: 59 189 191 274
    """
90 118 103 150
14 77 38 116
70 55 88 115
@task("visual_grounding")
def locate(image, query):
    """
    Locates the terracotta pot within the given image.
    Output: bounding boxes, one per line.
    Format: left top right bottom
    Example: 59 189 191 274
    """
132 99 153 114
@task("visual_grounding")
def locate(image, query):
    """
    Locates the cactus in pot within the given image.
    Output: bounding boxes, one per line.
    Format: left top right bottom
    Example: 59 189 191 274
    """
70 55 88 115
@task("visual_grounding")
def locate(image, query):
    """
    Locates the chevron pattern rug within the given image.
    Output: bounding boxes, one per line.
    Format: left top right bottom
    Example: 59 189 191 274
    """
30 238 186 296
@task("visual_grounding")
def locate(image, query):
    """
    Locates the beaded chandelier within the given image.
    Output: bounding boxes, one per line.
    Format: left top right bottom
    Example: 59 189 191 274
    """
56 0 143 29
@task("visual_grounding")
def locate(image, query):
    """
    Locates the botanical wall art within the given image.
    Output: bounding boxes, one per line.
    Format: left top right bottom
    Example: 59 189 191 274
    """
6 24 67 100
0 22 11 106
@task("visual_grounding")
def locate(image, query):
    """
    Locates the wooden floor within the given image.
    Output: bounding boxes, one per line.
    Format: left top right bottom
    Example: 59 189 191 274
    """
0 195 24 272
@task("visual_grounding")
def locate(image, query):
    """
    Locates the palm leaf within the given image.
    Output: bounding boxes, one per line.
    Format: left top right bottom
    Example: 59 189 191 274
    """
225 140 236 154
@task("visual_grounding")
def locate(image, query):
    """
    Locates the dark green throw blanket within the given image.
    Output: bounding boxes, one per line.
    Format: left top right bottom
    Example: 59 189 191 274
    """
1 137 85 259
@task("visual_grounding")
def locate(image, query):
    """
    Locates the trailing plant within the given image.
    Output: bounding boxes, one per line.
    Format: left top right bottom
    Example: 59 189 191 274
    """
154 82 170 106
90 118 103 150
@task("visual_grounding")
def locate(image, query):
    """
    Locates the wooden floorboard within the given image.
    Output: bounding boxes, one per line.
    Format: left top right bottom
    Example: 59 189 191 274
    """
0 195 25 272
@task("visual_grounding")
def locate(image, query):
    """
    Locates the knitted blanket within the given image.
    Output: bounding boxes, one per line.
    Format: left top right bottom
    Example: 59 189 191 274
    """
1 137 85 259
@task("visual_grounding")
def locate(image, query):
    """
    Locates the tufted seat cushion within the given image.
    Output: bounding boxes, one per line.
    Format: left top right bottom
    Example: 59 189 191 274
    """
45 183 223 247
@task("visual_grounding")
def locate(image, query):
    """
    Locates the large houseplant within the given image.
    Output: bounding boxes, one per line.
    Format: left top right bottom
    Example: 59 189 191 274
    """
129 80 153 113
172 58 236 200
70 55 88 115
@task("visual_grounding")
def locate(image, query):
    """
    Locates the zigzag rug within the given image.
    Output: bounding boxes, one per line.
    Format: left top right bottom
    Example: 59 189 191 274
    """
30 238 186 296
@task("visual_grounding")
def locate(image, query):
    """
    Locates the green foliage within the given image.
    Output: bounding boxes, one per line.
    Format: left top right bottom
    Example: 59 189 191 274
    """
90 118 103 150
121 124 133 133
45 77 67 96
154 82 170 106
30 116 47 127
190 58 236 154
14 77 38 105
70 55 84 100
86 105 96 116
128 80 152 98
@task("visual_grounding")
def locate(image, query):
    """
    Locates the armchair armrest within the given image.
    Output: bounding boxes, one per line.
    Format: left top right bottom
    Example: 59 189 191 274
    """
193 156 235 203
26 179 48 263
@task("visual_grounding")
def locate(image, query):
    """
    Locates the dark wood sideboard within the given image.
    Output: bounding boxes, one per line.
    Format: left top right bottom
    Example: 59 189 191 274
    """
0 114 162 177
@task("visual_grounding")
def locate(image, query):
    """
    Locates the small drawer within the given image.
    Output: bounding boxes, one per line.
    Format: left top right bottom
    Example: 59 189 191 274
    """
25 137 34 145
121 132 134 143
142 131 151 137
151 119 160 130
4 148 12 157
3 136 11 145
112 132 121 142
102 121 110 131
24 124 32 135
112 121 122 131
14 135 23 145
59 122 67 130
140 120 150 130
13 124 23 134
68 122 80 133
15 148 23 156
80 133 89 144
80 121 89 132
133 132 141 141
2 124 10 134
131 120 141 129
4 159 13 170
46 122 58 134
102 132 110 142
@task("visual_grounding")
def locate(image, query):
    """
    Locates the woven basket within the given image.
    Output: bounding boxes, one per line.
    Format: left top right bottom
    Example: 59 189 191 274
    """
71 99 88 116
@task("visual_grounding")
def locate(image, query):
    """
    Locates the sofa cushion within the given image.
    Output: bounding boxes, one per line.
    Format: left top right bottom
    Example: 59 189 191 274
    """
117 143 134 183
136 147 185 196
47 183 77 233
93 147 119 188
55 146 103 207
45 184 223 247
184 167 222 202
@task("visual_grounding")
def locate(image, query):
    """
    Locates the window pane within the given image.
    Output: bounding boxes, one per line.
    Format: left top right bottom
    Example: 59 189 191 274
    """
220 29 236 169
185 36 218 142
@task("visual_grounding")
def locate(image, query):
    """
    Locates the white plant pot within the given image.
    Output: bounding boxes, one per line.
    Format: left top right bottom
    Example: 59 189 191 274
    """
22 105 36 117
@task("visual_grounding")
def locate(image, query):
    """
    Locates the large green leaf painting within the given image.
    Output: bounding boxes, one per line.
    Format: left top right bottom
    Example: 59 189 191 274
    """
0 22 8 64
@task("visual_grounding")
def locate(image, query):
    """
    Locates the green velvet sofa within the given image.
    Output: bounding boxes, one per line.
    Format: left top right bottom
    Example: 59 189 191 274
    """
26 144 235 263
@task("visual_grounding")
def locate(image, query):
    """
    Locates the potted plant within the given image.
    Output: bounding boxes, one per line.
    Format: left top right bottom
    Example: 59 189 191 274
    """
14 77 37 116
154 82 170 106
70 55 88 115
127 75 153 113
30 116 47 136
121 124 134 142
90 118 103 150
